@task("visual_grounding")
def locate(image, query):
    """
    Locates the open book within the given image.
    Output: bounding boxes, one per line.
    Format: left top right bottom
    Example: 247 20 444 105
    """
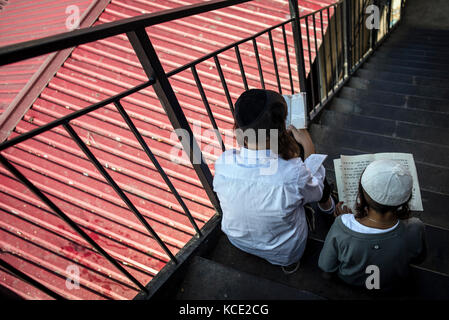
283 92 307 129
333 153 423 211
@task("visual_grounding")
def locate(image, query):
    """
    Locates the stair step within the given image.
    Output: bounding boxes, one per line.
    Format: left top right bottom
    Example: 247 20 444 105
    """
379 47 449 59
391 34 449 44
175 256 324 300
319 109 449 149
363 61 449 80
310 122 449 169
339 87 449 114
372 51 449 67
356 69 449 89
382 42 449 54
368 55 449 71
329 97 449 127
386 38 449 49
206 233 449 299
349 76 449 100
394 28 449 38
205 233 375 299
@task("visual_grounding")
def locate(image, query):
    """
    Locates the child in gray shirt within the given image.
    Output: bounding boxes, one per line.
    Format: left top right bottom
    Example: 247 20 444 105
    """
318 160 426 290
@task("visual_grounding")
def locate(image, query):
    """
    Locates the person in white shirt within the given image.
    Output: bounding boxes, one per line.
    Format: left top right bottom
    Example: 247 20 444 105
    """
213 89 335 274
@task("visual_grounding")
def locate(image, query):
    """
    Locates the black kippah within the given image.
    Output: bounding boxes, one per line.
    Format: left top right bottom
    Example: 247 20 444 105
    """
234 89 284 130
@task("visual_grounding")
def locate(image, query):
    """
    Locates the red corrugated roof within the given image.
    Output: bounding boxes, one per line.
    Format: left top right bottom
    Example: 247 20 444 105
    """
0 0 336 299
0 0 99 110
0 0 111 142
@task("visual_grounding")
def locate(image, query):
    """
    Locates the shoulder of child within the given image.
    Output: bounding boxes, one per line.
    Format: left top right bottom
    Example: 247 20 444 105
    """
401 217 425 228
401 217 425 234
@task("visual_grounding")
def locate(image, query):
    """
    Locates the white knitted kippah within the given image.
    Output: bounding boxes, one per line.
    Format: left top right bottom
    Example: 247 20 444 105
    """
361 159 413 206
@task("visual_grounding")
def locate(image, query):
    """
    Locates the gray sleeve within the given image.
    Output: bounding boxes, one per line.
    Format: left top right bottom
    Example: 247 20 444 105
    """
404 217 427 265
318 221 341 273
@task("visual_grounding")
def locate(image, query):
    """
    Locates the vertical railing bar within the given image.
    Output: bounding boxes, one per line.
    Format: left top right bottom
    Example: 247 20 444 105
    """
319 10 329 100
252 38 265 89
113 100 203 237
191 66 226 152
352 0 356 67
0 153 148 293
214 55 235 116
327 7 335 94
63 122 178 264
340 0 351 78
333 4 340 83
354 0 358 62
288 0 308 94
311 13 322 106
341 2 347 78
268 30 282 94
282 24 295 94
304 16 317 109
234 45 249 91
0 259 66 300
361 0 365 59
387 0 392 32
358 0 362 62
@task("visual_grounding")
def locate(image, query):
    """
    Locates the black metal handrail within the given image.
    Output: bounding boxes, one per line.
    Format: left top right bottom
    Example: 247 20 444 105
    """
0 0 403 299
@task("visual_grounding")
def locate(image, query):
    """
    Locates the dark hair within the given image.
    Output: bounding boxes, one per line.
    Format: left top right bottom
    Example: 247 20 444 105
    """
355 181 411 220
233 89 300 160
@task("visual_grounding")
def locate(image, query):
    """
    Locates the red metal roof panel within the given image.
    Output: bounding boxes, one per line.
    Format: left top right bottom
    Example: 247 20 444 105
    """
1 0 336 299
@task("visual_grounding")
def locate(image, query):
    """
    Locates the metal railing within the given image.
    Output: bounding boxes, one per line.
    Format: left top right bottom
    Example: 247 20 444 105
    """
0 0 403 299
304 0 404 118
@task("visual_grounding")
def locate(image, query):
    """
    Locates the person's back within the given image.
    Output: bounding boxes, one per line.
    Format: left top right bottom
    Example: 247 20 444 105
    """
318 160 427 290
319 214 426 289
213 89 335 271
214 147 325 266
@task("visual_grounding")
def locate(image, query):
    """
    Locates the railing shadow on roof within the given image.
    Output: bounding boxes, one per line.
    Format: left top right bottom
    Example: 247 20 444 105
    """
0 0 403 299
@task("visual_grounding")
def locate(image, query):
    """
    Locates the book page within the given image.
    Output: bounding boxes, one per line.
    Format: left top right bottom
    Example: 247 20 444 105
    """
333 153 423 211
334 154 375 210
283 93 307 129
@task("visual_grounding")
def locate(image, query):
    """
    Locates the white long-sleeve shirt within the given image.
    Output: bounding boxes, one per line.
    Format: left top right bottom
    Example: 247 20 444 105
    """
213 147 327 266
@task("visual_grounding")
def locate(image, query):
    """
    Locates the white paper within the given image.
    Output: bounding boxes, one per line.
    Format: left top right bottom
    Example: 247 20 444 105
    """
283 92 307 129
304 154 327 175
334 153 423 211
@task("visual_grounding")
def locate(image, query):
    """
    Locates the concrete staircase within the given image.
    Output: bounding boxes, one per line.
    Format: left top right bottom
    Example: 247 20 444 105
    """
151 25 449 300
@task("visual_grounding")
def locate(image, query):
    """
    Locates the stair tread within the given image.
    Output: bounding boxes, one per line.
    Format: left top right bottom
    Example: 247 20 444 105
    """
356 69 449 89
176 256 324 300
330 97 449 127
382 43 449 54
206 234 449 299
372 52 449 67
369 55 449 70
363 61 449 79
340 86 449 114
320 108 449 148
349 76 449 100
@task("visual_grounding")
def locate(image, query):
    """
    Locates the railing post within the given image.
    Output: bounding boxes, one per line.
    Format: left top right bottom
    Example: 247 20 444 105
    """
371 0 379 50
127 28 222 214
343 0 352 76
288 0 307 94
386 0 392 32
